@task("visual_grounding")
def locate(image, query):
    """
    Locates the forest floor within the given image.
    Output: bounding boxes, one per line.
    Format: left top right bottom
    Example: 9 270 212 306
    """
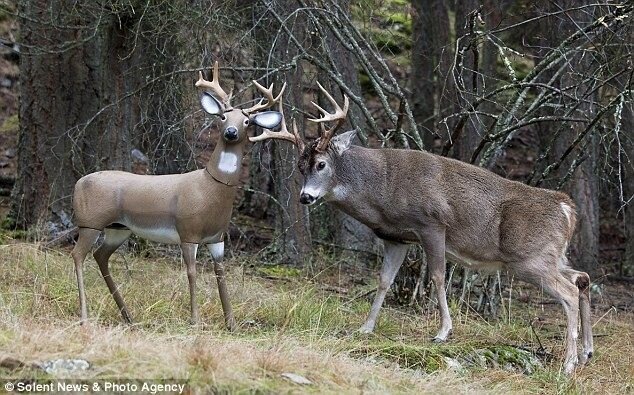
0 242 632 394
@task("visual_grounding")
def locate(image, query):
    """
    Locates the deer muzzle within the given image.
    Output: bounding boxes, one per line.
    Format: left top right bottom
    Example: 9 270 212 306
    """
224 126 238 141
300 192 316 205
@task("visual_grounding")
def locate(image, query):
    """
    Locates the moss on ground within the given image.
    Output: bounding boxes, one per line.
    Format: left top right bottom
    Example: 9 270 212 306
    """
258 265 302 279
0 114 18 135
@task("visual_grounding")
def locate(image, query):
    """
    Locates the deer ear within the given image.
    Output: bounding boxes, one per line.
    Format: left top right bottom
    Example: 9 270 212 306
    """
201 92 224 115
251 111 282 129
332 129 357 155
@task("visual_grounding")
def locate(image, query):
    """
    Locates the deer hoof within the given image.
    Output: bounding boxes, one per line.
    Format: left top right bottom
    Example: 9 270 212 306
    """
564 363 576 375
563 356 579 375
578 350 592 365
226 319 237 332
122 312 133 325
579 351 592 365
358 324 374 334
432 328 452 343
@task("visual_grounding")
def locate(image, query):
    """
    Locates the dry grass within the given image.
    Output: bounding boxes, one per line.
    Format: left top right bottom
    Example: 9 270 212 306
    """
0 242 632 393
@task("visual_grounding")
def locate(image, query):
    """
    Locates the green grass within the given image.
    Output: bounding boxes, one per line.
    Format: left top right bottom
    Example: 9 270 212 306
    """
0 242 632 393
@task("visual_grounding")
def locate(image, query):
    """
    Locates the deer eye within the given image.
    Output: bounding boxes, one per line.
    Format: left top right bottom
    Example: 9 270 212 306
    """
317 161 326 171
244 118 249 126
220 114 227 121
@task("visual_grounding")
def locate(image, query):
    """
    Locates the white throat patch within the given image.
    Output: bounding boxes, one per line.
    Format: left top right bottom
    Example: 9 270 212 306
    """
330 185 348 200
218 152 238 174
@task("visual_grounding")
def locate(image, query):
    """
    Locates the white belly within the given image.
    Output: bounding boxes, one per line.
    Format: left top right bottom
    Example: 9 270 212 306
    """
127 224 181 244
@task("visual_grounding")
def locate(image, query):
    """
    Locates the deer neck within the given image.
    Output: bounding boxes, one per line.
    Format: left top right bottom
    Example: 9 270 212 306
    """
206 139 245 187
332 147 380 193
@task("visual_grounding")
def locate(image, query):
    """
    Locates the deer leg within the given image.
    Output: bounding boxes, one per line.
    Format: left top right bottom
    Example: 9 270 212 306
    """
359 241 408 333
578 275 593 364
421 228 452 342
71 228 101 323
208 241 235 331
517 261 580 374
561 266 593 364
180 243 199 325
93 228 133 324
549 275 580 374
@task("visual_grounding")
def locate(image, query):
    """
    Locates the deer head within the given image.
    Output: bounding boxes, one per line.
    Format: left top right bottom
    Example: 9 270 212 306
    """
249 81 350 205
197 61 286 143
299 83 351 205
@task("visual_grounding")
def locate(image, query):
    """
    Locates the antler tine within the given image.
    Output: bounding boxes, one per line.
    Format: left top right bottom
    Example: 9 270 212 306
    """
248 120 303 148
243 80 287 115
291 119 306 153
308 81 349 151
195 61 232 108
249 95 305 152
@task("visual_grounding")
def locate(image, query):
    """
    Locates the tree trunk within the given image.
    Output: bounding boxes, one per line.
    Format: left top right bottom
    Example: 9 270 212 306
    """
11 2 132 232
136 9 190 176
411 0 451 153
250 0 312 264
270 70 312 263
448 0 480 161
10 1 187 233
567 139 600 275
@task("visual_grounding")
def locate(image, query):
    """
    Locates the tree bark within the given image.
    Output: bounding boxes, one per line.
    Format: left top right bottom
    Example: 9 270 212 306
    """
567 138 600 276
411 0 451 153
250 0 312 263
11 1 132 232
448 0 480 162
10 1 187 233
270 71 312 263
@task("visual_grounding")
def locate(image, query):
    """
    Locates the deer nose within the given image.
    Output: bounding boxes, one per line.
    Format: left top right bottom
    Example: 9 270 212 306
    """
300 193 315 205
224 126 238 141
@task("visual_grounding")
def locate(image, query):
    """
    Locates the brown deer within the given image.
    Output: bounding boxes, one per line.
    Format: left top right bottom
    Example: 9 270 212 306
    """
258 83 594 374
71 62 290 330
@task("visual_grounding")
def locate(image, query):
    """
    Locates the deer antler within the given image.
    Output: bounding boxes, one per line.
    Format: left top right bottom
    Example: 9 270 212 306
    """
196 61 232 109
308 82 349 152
249 95 305 152
242 80 287 115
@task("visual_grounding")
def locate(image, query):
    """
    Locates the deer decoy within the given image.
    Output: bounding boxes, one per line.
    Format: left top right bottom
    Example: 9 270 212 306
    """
71 62 291 330
258 82 593 374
